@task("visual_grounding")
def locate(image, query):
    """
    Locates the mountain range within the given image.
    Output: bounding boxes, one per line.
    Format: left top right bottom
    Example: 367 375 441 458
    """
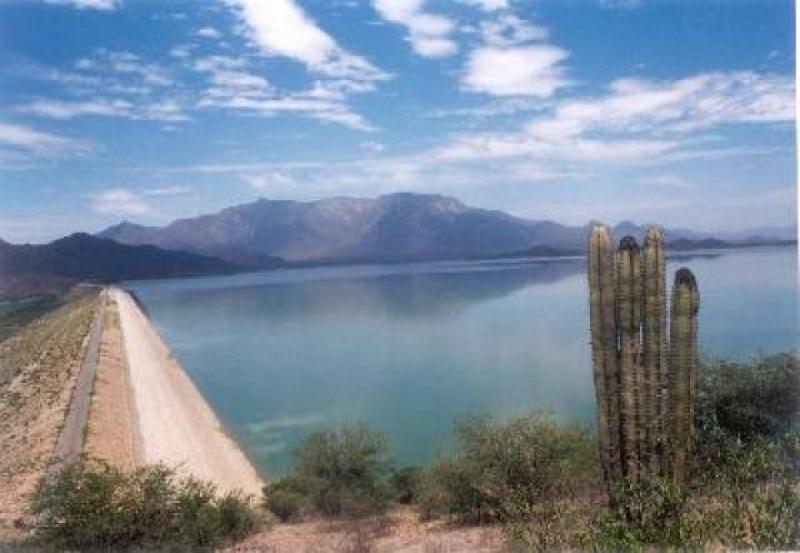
98 193 796 266
0 192 794 299
0 233 237 298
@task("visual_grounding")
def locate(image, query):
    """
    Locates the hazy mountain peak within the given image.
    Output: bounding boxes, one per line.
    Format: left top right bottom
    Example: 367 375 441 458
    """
97 193 796 266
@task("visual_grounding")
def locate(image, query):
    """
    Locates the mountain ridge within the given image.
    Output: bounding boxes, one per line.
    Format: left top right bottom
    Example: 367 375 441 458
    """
0 233 239 299
97 192 796 266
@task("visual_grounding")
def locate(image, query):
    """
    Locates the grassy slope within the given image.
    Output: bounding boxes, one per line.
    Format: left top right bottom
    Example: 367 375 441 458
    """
0 296 64 342
0 291 99 541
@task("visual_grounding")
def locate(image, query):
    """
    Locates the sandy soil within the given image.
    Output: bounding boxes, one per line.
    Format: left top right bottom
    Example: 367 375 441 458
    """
229 507 504 553
84 298 139 471
112 287 264 497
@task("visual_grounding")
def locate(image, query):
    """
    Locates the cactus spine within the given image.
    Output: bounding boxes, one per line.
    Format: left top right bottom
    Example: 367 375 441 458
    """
587 225 699 491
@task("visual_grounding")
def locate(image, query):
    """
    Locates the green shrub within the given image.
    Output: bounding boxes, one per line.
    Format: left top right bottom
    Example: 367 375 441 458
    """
418 412 596 523
265 424 392 519
264 476 315 522
697 352 799 440
387 466 421 504
32 459 260 549
590 433 800 551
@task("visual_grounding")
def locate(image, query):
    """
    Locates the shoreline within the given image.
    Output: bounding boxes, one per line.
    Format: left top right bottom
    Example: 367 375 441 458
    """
110 287 265 497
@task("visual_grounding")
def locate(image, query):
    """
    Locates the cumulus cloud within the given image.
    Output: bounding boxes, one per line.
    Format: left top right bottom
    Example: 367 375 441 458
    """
228 0 388 82
463 45 569 97
372 0 458 58
463 14 569 97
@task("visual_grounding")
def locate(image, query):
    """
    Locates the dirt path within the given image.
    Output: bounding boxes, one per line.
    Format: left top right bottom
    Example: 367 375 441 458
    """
84 296 140 471
112 287 264 497
50 289 107 472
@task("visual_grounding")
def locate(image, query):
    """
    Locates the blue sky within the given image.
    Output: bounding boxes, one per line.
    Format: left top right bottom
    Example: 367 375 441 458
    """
0 0 795 243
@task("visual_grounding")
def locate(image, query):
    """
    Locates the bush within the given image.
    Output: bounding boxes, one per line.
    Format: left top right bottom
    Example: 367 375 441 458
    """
417 412 597 523
387 466 421 504
697 352 799 440
33 459 261 549
586 428 800 551
265 424 392 519
264 476 316 522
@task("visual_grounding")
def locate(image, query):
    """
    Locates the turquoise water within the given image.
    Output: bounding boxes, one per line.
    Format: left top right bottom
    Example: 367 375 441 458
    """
127 246 798 476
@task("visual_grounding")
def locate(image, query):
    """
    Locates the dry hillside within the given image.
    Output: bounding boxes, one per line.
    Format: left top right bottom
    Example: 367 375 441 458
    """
0 291 100 541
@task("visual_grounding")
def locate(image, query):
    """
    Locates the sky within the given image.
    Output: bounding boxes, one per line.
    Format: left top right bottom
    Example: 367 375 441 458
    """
0 0 795 243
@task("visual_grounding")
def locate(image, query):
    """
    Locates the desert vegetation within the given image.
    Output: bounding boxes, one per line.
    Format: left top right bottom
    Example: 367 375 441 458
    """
0 291 99 541
259 353 797 551
32 460 261 549
588 226 699 490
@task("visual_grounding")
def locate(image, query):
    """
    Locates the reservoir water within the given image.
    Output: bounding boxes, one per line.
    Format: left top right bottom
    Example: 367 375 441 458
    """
127 246 798 476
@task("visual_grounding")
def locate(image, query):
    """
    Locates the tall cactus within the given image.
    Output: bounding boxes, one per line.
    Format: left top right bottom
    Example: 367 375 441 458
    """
669 268 699 484
642 228 667 479
588 226 620 482
587 224 699 492
617 237 642 483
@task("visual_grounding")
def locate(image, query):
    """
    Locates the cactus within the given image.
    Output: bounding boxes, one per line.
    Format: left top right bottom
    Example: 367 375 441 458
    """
617 237 642 483
588 226 619 481
642 227 667 479
587 225 699 493
669 268 699 484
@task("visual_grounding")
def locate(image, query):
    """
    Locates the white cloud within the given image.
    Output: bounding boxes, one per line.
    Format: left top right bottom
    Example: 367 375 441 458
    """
242 171 298 191
639 175 694 189
103 51 173 86
90 188 152 216
359 140 386 154
480 14 549 46
143 185 192 196
526 71 795 139
196 26 222 39
463 45 569 97
44 0 118 9
372 0 458 58
462 14 569 97
0 122 92 157
19 98 132 119
436 70 793 166
19 97 189 122
193 55 377 130
434 132 677 162
199 93 376 131
228 0 388 81
458 0 509 11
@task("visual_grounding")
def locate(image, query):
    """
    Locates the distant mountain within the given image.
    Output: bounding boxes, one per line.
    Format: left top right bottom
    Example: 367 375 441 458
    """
0 233 239 299
667 238 735 251
97 193 797 265
99 193 549 264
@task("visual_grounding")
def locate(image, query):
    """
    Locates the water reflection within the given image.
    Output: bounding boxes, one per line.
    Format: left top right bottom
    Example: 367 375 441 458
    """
129 247 797 475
